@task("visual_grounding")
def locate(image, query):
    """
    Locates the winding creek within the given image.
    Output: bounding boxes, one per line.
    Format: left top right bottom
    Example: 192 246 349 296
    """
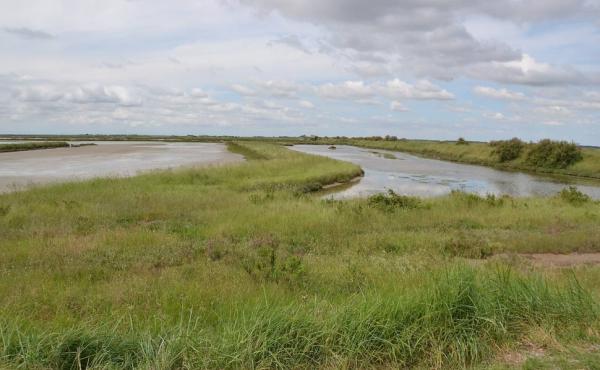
0 141 243 193
292 145 600 199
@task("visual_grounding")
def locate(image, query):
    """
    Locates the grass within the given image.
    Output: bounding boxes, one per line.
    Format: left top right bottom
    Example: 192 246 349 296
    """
342 139 600 179
0 141 69 153
1 142 600 368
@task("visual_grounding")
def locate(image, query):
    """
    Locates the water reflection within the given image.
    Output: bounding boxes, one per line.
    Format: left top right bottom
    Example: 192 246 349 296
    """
0 141 243 192
292 145 600 199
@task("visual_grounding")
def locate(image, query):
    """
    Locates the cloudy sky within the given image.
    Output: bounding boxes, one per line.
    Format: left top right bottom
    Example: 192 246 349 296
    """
1 0 599 143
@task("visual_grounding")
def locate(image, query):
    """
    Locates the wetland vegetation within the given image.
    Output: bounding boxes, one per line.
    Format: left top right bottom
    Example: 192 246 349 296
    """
1 142 600 368
0 141 69 153
4 134 598 179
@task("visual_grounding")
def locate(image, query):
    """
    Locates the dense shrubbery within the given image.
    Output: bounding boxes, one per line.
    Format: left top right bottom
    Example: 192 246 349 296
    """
525 139 583 169
456 137 468 145
559 186 591 205
490 137 525 162
487 138 583 168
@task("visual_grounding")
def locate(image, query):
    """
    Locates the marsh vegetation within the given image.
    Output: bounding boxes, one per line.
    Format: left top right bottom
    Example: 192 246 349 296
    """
339 137 598 179
1 142 600 368
0 141 69 152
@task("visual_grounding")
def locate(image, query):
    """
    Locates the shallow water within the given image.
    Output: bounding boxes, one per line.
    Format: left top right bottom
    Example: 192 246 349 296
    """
292 145 600 199
0 141 243 192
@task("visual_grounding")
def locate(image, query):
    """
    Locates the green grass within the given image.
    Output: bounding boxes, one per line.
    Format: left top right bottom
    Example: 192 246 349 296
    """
1 142 600 368
343 139 600 179
0 141 69 153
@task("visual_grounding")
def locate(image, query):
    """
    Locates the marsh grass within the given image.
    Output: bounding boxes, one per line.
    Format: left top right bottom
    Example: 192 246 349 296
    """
0 141 69 152
344 139 600 179
1 142 600 368
1 267 595 369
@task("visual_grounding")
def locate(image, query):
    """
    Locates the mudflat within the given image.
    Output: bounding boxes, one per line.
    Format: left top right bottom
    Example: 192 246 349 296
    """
0 141 242 192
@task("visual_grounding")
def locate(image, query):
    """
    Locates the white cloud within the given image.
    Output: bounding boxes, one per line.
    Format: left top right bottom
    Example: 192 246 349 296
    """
484 112 506 120
474 86 526 100
316 79 453 102
390 101 408 112
317 81 373 100
471 54 586 86
299 100 314 109
256 80 299 98
0 0 599 142
231 84 257 96
534 105 572 116
66 85 143 106
14 85 63 102
383 79 454 100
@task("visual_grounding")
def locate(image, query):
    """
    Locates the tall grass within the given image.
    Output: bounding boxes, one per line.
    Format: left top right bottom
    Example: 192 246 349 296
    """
0 142 599 368
1 266 595 369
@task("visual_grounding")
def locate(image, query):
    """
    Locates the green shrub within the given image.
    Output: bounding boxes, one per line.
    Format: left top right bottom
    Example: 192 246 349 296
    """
525 139 583 169
456 137 468 145
558 186 590 205
0 205 10 217
484 193 505 207
490 137 525 162
450 190 484 207
238 235 305 284
56 332 140 370
368 189 421 211
443 234 494 259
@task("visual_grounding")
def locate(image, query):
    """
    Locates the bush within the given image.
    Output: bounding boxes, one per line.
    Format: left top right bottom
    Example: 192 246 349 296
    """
525 139 583 169
559 186 590 205
443 234 494 259
368 189 421 211
490 138 525 162
456 137 468 145
238 235 305 285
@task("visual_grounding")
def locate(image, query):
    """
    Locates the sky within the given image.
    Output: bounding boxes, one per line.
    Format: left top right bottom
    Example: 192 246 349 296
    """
1 0 599 144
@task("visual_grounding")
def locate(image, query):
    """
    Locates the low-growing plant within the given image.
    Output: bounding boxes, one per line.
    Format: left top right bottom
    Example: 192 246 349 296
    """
559 186 590 205
443 233 494 259
204 237 233 261
485 193 506 207
526 139 583 169
248 189 275 204
450 190 485 207
239 235 306 284
490 137 525 162
367 189 421 211
0 204 10 217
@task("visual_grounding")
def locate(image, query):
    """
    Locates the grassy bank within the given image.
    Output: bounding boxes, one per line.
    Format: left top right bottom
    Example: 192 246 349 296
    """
338 139 600 180
4 134 599 180
1 142 600 368
0 141 70 153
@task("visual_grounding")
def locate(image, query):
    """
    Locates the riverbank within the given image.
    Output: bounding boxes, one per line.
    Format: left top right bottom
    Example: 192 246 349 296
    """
1 142 600 368
340 139 600 180
3 135 598 180
292 144 600 200
0 141 69 153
